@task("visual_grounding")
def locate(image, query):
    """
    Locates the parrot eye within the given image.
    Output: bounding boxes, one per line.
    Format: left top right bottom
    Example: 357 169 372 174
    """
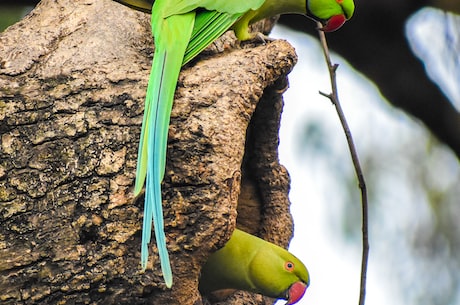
285 261 295 272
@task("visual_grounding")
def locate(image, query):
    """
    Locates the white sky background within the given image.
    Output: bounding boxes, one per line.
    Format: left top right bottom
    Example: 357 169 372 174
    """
406 8 460 110
271 15 460 305
271 25 399 305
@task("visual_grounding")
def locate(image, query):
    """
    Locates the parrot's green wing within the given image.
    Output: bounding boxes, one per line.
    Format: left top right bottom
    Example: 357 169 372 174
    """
183 11 242 65
170 0 265 64
200 229 310 304
112 0 263 65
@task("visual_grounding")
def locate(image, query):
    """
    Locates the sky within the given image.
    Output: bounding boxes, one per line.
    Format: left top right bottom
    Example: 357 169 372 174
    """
271 16 460 305
406 7 460 110
271 24 395 305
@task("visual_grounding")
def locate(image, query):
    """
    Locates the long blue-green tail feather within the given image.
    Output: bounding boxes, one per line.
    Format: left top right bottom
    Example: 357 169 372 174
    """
136 4 196 288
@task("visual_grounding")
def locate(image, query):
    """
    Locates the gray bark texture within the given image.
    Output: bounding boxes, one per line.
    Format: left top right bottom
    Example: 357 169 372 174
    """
0 0 299 304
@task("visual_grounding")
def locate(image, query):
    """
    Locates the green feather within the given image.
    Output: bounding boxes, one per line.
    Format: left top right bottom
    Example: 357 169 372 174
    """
137 1 196 288
184 11 242 65
308 0 354 20
199 229 310 302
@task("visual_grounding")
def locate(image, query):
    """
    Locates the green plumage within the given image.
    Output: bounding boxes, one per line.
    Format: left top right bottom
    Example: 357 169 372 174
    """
200 229 310 304
113 0 354 289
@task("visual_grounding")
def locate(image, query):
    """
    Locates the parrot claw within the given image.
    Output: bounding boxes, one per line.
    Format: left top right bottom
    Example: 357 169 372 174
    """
239 32 275 48
255 32 275 44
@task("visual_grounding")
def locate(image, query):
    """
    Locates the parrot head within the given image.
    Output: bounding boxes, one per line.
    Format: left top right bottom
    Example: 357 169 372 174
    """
199 229 310 304
307 0 355 32
249 246 310 305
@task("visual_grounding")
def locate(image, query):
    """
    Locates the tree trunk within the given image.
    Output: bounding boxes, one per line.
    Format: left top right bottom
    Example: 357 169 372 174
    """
0 0 298 304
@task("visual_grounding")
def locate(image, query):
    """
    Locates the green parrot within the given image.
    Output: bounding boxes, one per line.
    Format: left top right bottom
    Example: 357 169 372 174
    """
200 229 310 305
113 0 354 288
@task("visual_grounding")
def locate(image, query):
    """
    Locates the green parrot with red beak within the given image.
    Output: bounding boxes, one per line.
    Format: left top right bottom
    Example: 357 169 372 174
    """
200 229 310 305
113 0 354 289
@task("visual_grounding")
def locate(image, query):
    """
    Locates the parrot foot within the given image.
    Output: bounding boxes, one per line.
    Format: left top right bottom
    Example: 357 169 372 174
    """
254 32 276 44
240 32 276 48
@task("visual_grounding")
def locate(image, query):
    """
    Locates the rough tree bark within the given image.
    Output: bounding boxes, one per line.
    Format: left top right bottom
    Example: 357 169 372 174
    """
0 0 299 304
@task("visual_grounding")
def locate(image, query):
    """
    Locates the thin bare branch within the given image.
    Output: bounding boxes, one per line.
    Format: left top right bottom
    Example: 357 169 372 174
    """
316 23 369 305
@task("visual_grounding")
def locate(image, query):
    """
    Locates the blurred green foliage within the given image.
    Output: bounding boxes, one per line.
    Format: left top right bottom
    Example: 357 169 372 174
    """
0 6 32 32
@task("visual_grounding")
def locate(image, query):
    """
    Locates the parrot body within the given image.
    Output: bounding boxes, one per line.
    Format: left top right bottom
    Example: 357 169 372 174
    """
113 0 354 288
200 229 310 305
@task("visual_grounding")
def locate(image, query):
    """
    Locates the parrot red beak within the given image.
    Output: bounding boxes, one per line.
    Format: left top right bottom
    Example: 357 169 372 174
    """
285 281 307 305
320 14 347 32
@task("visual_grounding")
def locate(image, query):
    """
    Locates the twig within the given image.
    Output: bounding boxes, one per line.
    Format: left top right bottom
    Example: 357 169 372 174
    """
316 22 369 305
